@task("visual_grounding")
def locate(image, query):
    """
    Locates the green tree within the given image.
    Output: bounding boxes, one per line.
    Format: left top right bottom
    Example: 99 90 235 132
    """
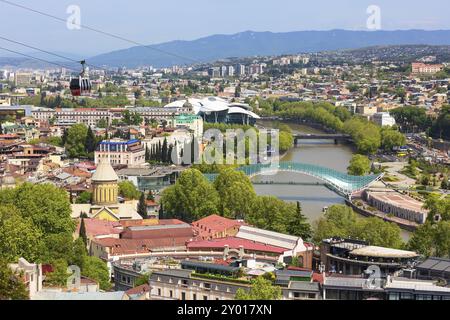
347 154 371 176
344 118 381 154
353 217 403 249
424 195 450 222
45 259 70 287
76 191 92 204
381 128 406 151
235 276 281 300
0 206 42 262
161 169 219 222
79 218 88 247
287 202 312 240
441 178 449 190
65 123 88 158
313 205 357 243
313 205 403 248
279 131 294 153
409 221 450 258
248 196 295 234
213 169 256 219
134 273 150 287
137 192 148 219
85 126 97 155
81 256 111 290
0 259 29 300
46 136 63 147
118 181 141 200
430 105 450 140
0 183 75 236
71 238 87 270
39 233 78 264
97 118 108 129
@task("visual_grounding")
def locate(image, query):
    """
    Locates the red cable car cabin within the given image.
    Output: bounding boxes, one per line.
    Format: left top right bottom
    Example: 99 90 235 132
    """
70 60 92 96
70 77 91 96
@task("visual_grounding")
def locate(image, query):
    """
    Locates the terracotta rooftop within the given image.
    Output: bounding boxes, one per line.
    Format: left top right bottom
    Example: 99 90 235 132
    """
125 284 150 296
92 237 188 255
76 218 123 238
192 214 243 238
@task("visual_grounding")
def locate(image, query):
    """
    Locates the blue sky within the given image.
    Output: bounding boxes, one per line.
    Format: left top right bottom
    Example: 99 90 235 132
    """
0 0 449 56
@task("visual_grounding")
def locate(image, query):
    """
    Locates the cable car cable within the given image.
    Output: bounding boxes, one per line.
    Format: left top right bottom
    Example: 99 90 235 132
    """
0 45 78 71
0 0 200 64
0 35 110 72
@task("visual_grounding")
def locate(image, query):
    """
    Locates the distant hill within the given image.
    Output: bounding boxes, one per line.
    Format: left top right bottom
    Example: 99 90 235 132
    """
3 30 450 69
88 30 450 68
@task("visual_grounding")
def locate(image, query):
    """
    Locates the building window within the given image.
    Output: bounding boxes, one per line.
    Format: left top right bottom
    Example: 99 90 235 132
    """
193 294 197 300
170 290 173 298
158 288 161 296
203 296 208 300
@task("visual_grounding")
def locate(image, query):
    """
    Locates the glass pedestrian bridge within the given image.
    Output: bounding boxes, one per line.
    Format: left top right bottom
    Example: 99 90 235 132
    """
204 162 383 197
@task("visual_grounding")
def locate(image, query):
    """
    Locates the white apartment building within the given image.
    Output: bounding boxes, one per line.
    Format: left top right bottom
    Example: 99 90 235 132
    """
372 112 396 127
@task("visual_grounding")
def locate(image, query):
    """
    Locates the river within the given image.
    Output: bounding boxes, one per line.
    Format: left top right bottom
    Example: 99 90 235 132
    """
255 120 411 242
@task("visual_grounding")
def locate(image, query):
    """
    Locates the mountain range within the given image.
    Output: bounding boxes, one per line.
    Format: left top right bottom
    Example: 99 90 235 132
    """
3 30 450 69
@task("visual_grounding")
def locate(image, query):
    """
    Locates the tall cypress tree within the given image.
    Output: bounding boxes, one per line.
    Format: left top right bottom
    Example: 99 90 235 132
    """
157 141 162 162
85 126 96 154
145 145 150 161
158 203 164 219
79 217 88 246
137 192 148 219
161 138 168 163
61 128 68 146
167 144 174 164
287 201 312 240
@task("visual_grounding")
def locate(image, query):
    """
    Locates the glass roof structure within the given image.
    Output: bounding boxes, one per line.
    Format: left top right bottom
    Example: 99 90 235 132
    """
204 161 383 196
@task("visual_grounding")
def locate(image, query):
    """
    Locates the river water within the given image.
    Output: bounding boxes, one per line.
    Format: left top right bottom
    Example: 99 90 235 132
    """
254 121 353 222
255 121 411 241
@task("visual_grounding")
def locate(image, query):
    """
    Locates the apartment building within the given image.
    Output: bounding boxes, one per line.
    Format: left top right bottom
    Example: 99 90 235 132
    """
94 139 146 166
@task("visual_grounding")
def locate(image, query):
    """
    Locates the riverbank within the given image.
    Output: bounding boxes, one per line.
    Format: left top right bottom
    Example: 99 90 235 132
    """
345 199 418 232
258 119 414 241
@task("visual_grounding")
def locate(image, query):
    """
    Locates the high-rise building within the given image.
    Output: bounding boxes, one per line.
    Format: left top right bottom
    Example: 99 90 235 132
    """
236 64 246 76
208 67 220 78
220 65 228 77
227 65 235 77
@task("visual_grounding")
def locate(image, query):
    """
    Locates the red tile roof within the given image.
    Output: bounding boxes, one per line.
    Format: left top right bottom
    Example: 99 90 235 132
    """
187 237 287 254
312 273 324 284
192 214 243 239
125 284 150 296
93 237 188 255
76 218 122 238
121 224 195 240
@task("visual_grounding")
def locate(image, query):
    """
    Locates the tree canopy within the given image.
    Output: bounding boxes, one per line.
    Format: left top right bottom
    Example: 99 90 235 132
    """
347 154 371 176
235 276 281 300
313 205 403 248
118 181 141 200
65 123 88 158
213 169 256 219
0 259 29 300
161 169 220 222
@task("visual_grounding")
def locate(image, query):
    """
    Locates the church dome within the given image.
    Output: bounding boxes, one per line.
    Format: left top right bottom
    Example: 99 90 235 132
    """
92 160 118 182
